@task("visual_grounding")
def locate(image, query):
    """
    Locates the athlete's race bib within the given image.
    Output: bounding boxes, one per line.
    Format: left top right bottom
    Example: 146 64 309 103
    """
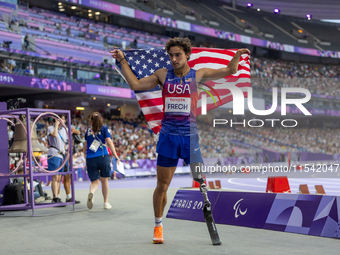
164 97 191 116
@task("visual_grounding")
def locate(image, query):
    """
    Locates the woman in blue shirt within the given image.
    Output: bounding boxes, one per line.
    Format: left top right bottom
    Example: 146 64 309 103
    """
84 112 120 210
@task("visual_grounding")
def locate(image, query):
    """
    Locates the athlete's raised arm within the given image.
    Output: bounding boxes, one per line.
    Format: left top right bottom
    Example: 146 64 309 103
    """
111 47 166 91
197 48 250 81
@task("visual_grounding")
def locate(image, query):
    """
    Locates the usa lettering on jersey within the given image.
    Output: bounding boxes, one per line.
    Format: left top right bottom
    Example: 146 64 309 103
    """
167 84 191 94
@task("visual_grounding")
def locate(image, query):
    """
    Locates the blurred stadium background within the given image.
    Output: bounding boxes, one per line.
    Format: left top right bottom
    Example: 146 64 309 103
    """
1 0 340 182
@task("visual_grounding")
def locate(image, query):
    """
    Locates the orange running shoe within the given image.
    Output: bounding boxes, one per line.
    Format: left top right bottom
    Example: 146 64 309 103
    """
153 226 164 244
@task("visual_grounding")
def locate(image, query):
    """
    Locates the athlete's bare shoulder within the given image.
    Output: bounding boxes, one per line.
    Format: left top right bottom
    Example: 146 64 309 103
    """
195 68 207 81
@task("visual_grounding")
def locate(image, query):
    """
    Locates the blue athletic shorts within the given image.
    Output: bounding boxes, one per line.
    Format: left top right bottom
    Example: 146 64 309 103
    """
156 133 203 167
47 156 63 172
86 154 111 181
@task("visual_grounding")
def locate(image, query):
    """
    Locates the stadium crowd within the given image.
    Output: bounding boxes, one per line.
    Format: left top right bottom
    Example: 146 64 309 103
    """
251 57 340 97
251 57 340 79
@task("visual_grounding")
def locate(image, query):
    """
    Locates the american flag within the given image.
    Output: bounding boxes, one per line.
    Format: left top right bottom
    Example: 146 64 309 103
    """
115 47 251 134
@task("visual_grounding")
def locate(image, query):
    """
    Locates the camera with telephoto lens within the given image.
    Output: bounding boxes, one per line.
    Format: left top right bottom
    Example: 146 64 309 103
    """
72 134 82 154
73 142 79 154
7 98 26 110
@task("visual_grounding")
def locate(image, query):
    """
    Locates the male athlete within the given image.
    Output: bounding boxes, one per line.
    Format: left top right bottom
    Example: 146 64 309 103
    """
111 38 250 244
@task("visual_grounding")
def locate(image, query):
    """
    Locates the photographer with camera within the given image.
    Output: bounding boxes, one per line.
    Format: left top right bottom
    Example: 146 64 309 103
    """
3 40 12 49
47 115 80 204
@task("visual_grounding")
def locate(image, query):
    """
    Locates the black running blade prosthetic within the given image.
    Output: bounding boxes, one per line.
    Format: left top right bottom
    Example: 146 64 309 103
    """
203 202 222 245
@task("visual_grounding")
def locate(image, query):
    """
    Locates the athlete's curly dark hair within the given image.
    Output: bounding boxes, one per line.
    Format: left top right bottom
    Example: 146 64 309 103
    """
165 37 192 60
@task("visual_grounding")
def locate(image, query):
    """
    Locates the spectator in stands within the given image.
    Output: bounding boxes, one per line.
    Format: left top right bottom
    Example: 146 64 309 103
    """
30 66 35 76
131 159 139 169
124 161 131 169
73 151 85 181
8 58 16 71
40 153 48 169
9 157 16 171
1 62 9 73
264 154 268 163
132 39 138 49
24 34 29 49
38 138 48 152
107 143 119 180
84 112 120 210
10 20 15 29
8 125 14 148
24 66 30 75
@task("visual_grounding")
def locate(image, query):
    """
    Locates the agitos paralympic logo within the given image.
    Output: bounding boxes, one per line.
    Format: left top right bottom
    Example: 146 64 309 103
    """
200 83 312 128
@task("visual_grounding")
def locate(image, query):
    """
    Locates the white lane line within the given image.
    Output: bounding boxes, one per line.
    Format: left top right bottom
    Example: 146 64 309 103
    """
222 187 263 192
256 177 340 185
228 178 265 188
311 173 340 178
288 179 340 184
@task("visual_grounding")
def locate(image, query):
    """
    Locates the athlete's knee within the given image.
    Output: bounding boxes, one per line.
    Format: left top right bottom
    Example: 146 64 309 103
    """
156 180 170 192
